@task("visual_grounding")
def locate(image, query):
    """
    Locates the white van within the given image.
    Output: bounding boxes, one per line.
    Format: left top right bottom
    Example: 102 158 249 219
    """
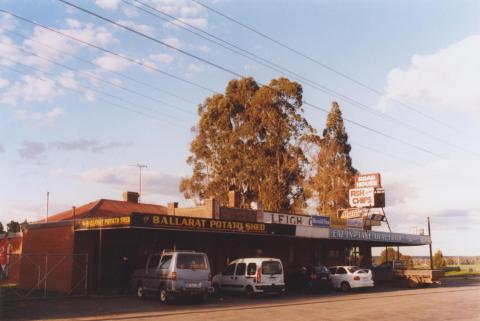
212 258 285 297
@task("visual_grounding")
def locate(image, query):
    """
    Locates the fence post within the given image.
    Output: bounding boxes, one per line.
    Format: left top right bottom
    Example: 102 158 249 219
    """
44 254 48 298
84 254 89 296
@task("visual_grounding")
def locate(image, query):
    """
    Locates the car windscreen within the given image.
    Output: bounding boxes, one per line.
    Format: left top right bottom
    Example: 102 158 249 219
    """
262 261 282 275
176 254 207 270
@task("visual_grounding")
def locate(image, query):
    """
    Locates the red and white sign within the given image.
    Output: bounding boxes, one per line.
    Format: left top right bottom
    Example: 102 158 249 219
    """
355 173 381 188
349 187 375 208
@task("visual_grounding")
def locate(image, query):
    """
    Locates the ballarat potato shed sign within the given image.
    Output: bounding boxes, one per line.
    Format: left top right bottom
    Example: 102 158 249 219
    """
76 213 266 234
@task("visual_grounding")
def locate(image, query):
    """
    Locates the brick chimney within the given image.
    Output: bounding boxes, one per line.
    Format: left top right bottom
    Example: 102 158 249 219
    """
123 191 139 203
228 190 241 208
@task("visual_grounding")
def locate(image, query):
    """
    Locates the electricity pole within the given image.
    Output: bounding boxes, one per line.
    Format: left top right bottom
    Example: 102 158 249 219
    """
45 191 50 223
130 163 148 202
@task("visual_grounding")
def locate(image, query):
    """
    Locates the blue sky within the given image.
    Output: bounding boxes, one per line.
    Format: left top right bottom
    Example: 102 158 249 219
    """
0 0 479 256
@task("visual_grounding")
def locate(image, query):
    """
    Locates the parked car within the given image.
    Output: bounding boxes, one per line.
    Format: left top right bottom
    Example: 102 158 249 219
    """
285 265 331 293
212 258 285 298
131 250 212 303
328 266 374 292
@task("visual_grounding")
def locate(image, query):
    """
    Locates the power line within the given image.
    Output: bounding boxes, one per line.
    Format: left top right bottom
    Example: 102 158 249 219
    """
0 28 197 107
123 0 480 158
0 8 217 94
0 56 189 128
191 0 457 132
0 41 196 117
304 101 444 159
56 0 245 78
0 6 447 159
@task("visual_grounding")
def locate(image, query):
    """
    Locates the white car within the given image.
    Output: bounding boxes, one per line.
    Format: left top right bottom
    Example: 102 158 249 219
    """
213 258 285 297
328 266 374 291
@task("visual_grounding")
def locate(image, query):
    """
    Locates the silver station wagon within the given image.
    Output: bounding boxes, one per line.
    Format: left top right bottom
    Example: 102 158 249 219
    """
131 250 212 303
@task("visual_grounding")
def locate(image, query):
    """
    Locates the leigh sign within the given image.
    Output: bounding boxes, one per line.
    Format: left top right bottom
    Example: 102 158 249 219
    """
355 173 381 188
349 187 375 208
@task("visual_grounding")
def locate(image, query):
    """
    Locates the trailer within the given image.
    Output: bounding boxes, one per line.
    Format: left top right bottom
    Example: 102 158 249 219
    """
372 260 444 288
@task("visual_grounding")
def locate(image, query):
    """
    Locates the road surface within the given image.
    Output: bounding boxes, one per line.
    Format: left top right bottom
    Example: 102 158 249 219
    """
2 277 480 320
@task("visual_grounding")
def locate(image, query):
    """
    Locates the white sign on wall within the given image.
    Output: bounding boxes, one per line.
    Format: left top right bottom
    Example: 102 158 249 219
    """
349 187 375 208
263 212 312 226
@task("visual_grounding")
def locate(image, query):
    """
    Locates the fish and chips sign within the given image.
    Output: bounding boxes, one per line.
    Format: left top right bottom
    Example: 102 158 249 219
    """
349 187 375 208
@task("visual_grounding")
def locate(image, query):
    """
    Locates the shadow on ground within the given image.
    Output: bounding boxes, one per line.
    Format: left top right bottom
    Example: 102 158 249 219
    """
1 277 479 321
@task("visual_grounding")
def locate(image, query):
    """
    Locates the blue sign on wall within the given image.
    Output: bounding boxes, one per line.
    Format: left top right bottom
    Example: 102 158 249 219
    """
312 215 330 227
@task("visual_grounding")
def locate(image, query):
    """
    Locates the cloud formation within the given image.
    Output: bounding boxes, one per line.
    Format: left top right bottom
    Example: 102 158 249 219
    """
18 139 132 160
379 35 480 116
78 165 182 197
14 107 64 128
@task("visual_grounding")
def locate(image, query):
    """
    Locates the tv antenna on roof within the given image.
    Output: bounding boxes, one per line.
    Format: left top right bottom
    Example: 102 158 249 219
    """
130 163 148 202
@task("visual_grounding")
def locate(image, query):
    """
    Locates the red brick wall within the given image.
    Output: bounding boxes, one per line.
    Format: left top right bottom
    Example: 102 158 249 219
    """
20 225 74 293
219 207 260 222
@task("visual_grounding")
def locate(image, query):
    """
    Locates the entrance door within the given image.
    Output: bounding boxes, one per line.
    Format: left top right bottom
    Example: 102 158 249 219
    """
232 262 246 292
220 263 237 292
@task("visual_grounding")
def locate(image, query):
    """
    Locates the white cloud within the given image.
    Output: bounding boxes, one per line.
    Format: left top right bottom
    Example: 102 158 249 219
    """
95 0 121 10
1 75 60 106
0 12 16 33
23 21 116 68
0 35 22 66
189 44 210 53
149 52 174 64
379 35 480 116
116 20 156 36
148 0 203 17
0 78 9 88
162 36 183 49
93 53 132 71
185 62 205 79
15 107 64 128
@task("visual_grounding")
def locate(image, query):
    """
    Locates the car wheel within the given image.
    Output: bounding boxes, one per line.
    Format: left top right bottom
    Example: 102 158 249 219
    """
245 285 255 299
341 281 351 292
136 284 145 300
159 288 170 304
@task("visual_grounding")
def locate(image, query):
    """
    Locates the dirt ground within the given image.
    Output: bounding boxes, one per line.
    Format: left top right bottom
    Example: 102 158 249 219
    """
1 277 479 321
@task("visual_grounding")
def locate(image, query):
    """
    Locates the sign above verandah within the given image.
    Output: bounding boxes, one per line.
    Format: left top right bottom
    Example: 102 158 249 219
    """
329 228 431 245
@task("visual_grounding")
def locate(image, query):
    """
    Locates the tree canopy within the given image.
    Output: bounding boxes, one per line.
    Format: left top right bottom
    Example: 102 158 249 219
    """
310 102 357 216
180 77 315 212
375 248 414 268
433 250 447 269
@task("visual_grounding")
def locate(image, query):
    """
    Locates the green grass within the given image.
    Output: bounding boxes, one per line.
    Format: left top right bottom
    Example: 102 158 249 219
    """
444 270 480 277
444 264 480 277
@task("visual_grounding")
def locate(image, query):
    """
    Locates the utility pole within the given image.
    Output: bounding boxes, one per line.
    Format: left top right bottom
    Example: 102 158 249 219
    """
130 163 148 202
45 191 50 223
428 217 434 270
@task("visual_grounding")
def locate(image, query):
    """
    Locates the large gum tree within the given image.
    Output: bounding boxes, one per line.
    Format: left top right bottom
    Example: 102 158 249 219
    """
180 77 315 212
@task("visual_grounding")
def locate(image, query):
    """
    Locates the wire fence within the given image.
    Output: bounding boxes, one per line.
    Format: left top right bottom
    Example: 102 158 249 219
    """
0 253 88 301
